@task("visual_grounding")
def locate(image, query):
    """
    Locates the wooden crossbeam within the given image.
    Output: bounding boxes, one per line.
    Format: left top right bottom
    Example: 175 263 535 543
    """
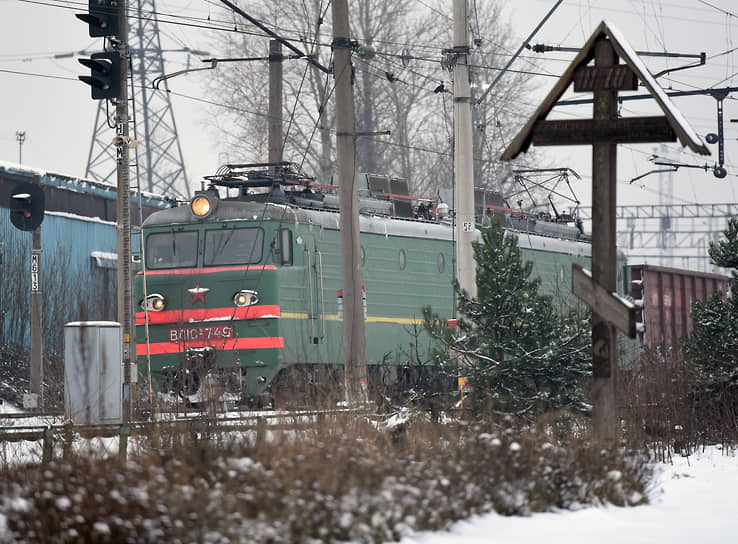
532 116 676 146
572 264 636 338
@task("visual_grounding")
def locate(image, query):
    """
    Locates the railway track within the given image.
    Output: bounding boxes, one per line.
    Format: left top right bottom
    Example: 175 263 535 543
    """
0 406 375 443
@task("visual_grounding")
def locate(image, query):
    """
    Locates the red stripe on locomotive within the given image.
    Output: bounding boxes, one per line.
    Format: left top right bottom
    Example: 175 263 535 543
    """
135 304 281 325
136 336 284 356
138 264 277 276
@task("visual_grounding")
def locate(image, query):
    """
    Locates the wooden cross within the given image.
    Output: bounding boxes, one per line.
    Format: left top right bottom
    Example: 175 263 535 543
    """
501 22 709 441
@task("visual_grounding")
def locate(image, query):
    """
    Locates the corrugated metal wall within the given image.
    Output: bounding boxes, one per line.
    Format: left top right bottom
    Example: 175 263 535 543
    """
1 166 169 350
1 209 119 350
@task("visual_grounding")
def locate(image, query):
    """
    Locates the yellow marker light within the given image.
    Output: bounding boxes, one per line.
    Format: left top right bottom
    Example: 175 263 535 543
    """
142 294 166 312
191 195 211 217
233 290 259 307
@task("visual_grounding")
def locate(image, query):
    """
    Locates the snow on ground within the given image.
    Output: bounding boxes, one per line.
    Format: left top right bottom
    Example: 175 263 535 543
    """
0 401 21 415
396 446 737 544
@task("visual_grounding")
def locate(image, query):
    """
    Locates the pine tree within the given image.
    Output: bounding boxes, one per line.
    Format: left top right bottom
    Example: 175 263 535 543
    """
708 217 738 272
423 223 591 416
682 218 738 400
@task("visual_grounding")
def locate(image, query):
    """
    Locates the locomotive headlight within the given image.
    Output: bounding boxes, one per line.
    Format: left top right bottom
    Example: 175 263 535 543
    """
191 195 212 217
233 289 259 307
191 187 219 218
142 293 166 312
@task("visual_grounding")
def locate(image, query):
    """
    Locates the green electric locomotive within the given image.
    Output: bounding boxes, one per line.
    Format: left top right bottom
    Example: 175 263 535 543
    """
134 163 595 405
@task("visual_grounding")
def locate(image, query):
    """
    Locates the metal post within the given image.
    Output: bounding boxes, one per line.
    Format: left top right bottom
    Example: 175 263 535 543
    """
590 37 619 441
332 0 369 405
42 426 54 464
30 173 43 410
453 0 477 300
116 0 134 435
16 131 26 165
268 40 283 168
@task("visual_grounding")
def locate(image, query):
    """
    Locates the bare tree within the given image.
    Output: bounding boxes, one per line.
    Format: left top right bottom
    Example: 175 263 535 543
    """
202 1 539 199
202 1 337 180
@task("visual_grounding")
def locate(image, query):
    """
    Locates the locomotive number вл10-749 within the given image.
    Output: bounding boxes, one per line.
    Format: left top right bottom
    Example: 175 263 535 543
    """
168 325 234 342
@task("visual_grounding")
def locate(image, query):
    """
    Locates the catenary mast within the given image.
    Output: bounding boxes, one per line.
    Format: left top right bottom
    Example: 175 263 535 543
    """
453 0 477 300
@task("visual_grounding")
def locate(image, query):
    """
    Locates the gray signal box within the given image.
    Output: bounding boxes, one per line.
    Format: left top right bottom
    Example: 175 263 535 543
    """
64 321 122 425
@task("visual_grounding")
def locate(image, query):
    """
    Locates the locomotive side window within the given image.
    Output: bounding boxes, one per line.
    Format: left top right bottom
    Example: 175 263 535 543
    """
204 227 264 266
146 231 198 269
272 228 293 266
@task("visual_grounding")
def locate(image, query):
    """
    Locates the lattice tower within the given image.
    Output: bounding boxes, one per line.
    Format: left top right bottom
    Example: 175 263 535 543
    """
84 0 190 198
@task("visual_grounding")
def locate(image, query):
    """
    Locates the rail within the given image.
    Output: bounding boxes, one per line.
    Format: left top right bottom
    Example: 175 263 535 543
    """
0 408 363 466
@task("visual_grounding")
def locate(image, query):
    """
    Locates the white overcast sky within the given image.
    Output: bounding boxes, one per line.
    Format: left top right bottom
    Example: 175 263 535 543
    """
1 0 737 208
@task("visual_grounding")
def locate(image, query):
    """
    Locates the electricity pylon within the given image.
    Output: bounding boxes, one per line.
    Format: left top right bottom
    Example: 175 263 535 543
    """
84 0 191 198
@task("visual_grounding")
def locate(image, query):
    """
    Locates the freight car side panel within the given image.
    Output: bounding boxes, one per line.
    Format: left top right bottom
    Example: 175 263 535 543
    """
629 264 731 353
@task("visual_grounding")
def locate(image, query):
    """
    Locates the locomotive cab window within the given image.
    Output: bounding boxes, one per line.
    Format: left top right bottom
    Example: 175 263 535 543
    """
204 227 264 266
146 231 198 269
272 228 293 266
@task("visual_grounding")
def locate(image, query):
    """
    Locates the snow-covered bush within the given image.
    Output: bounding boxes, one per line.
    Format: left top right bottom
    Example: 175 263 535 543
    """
0 412 651 543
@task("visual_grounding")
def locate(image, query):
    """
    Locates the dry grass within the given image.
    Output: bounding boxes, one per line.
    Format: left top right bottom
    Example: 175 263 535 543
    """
620 350 738 460
1 410 651 543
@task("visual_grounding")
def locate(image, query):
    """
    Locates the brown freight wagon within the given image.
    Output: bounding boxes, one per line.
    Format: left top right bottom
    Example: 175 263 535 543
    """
629 264 731 355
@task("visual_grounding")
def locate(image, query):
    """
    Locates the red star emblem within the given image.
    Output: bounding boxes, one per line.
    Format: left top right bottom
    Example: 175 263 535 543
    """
188 283 209 304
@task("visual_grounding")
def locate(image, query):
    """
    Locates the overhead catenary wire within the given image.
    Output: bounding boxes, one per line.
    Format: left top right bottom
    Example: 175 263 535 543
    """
187 0 337 325
10 1 737 181
10 0 734 98
1 57 670 172
282 0 333 170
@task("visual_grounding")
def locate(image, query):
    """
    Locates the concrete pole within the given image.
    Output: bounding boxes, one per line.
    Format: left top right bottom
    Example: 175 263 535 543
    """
453 0 477 300
332 0 369 405
268 40 283 167
590 37 619 441
116 0 134 430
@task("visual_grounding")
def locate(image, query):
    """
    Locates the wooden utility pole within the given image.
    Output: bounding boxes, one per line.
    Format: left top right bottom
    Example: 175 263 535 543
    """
268 40 283 166
116 0 134 434
332 0 369 405
452 0 477 300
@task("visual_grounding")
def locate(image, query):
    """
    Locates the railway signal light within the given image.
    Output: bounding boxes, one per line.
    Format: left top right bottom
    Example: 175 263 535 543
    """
8 181 45 231
76 0 119 38
78 52 121 100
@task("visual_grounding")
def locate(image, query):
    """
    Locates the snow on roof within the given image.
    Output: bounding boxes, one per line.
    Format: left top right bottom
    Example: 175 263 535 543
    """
90 251 118 269
47 210 116 227
64 321 121 328
0 160 45 177
604 23 708 153
501 20 709 160
1 164 174 207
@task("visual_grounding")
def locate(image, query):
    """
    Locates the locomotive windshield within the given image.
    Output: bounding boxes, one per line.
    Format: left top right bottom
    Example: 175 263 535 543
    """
146 231 198 269
204 227 264 266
